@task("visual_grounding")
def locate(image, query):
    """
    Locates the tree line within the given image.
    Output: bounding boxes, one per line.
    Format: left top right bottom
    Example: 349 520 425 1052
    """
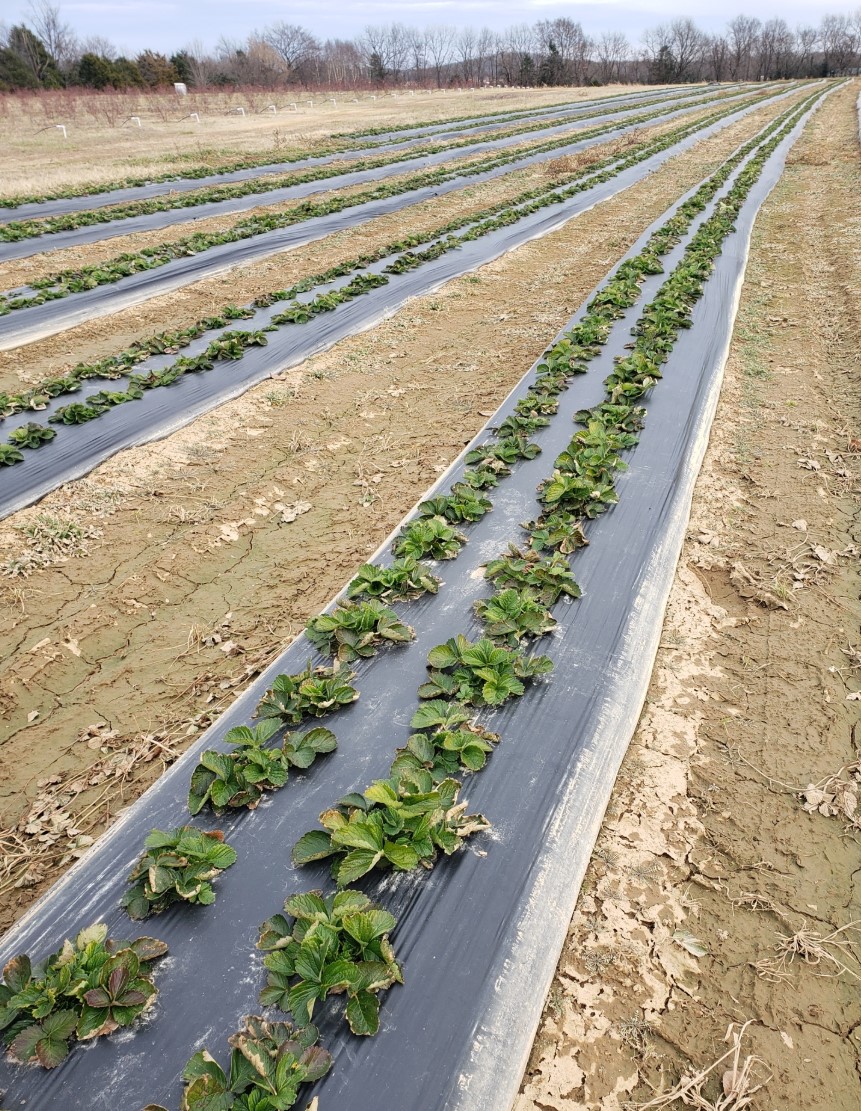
2 1 860 93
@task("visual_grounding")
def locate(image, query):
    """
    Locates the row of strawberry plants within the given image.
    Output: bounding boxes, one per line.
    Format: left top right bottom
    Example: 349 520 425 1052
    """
0 85 774 315
331 86 690 141
0 89 812 468
0 87 698 213
0 92 819 1103
0 88 726 244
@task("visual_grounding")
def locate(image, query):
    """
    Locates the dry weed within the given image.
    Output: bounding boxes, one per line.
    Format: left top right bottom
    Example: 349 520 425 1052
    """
755 919 861 983
0 726 182 900
631 1021 771 1110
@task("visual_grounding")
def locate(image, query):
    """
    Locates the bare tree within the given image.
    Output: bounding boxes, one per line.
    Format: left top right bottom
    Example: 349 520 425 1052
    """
476 27 499 84
424 24 456 87
262 22 319 82
595 30 629 84
794 25 819 76
321 38 364 87
182 38 210 86
727 15 761 80
359 23 390 81
705 35 730 82
536 17 592 84
758 18 794 79
26 0 76 69
406 26 426 83
820 12 858 73
498 23 535 85
668 18 706 81
81 34 117 61
457 26 478 84
385 23 411 84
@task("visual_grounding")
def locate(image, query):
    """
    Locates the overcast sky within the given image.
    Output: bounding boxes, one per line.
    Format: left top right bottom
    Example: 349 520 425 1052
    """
2 0 853 56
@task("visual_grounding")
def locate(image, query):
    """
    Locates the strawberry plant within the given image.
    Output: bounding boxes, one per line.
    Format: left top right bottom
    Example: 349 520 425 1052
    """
466 434 541 467
293 776 488 887
538 471 620 519
257 891 402 1036
391 720 499 786
474 588 557 646
484 546 581 606
346 557 440 602
188 719 337 815
256 662 358 726
417 485 492 524
144 1015 332 1111
121 827 238 919
48 401 102 425
0 444 24 465
418 635 553 707
305 600 414 664
0 923 167 1068
459 463 503 490
393 516 465 561
7 423 56 450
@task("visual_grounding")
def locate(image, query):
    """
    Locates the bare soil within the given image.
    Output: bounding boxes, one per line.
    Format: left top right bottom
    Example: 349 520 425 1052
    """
517 81 861 1110
0 85 821 930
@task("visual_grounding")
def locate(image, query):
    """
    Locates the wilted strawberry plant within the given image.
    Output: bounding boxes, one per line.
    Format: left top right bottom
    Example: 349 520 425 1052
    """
305 600 414 664
392 516 465 561
494 412 551 439
523 509 589 554
144 1015 332 1111
121 826 238 919
459 463 503 490
256 662 359 725
257 890 403 1036
484 546 581 606
474 587 557 646
538 471 620 519
188 719 337 815
418 635 553 706
293 775 488 887
574 401 646 435
347 556 440 602
0 923 167 1068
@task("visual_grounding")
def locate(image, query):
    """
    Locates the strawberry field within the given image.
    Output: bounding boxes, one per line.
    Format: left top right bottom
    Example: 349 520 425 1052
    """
0 78 854 1111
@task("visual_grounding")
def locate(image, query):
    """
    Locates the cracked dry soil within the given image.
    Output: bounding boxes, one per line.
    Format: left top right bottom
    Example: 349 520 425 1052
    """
517 83 861 1110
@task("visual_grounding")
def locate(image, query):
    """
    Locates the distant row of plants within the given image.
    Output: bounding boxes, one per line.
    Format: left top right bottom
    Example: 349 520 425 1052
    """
0 85 700 214
1 93 765 430
0 83 774 316
0 87 722 244
0 87 801 469
0 88 824 1109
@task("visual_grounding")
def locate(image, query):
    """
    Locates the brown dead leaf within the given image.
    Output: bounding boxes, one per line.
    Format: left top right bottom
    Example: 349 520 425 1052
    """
730 562 789 610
